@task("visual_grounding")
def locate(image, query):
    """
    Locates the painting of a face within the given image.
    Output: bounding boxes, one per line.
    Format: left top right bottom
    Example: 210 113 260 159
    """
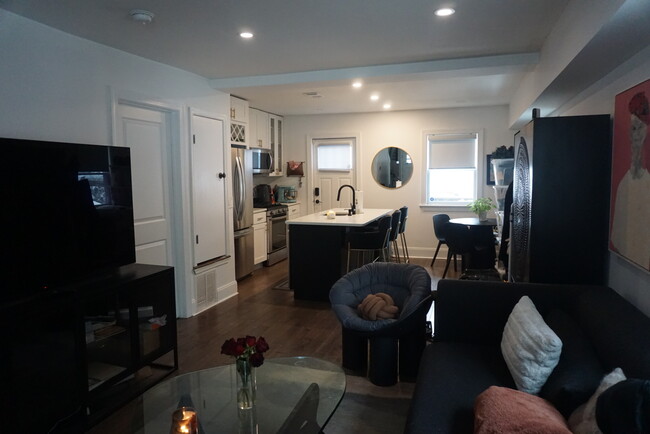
610 79 650 271
630 114 647 152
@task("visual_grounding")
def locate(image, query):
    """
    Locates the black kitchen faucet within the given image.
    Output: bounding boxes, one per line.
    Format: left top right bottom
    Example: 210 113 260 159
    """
336 184 356 215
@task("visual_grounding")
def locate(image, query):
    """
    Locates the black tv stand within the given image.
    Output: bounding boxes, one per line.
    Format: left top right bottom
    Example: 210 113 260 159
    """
0 263 178 433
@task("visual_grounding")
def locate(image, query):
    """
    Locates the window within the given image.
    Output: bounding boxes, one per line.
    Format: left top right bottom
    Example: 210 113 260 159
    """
79 171 113 205
425 132 478 205
316 142 352 171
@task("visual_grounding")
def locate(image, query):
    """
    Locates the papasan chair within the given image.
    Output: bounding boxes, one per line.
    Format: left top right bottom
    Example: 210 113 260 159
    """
329 262 433 386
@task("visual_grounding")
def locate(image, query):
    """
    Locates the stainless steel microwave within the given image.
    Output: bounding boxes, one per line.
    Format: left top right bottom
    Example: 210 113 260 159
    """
251 148 273 174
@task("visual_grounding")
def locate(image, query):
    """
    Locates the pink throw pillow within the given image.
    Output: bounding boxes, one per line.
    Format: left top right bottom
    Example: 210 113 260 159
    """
474 386 572 434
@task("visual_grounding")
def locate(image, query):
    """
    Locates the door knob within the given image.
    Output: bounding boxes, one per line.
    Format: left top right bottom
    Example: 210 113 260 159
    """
315 199 320 204
218 172 226 179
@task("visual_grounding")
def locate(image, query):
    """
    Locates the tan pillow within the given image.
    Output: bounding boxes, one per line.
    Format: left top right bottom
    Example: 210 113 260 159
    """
474 386 571 434
568 367 626 434
358 293 399 320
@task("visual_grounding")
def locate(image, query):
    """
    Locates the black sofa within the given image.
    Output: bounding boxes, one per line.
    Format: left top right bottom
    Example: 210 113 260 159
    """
404 279 650 433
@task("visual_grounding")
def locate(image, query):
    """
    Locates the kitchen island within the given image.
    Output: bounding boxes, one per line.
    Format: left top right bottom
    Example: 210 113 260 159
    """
286 208 393 301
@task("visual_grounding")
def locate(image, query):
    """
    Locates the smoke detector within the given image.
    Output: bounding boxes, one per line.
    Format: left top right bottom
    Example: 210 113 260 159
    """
130 9 154 25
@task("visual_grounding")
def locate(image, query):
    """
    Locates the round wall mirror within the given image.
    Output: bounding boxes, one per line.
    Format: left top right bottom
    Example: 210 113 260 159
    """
371 147 413 188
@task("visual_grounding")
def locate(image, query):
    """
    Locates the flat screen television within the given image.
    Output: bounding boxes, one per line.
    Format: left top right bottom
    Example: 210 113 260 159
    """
1 137 136 303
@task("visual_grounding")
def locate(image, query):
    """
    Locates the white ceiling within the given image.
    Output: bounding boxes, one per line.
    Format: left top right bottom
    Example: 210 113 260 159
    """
2 0 647 118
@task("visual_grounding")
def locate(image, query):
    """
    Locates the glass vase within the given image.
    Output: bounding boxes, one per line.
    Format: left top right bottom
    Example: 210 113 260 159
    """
236 357 256 410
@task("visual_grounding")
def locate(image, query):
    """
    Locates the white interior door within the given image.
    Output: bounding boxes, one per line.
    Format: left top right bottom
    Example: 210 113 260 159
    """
116 103 173 266
311 138 356 213
191 114 227 265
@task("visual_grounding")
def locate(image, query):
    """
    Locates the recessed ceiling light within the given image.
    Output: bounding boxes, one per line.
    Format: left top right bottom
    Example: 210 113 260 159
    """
383 103 392 109
240 32 254 39
435 8 455 17
352 81 363 89
129 9 154 25
370 94 380 101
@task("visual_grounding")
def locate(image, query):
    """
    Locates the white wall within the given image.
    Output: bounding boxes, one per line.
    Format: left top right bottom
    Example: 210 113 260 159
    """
0 10 235 317
283 105 513 259
558 50 650 317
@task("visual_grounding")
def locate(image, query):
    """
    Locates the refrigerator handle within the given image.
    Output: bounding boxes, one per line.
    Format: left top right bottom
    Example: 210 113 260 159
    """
233 155 241 222
236 155 245 218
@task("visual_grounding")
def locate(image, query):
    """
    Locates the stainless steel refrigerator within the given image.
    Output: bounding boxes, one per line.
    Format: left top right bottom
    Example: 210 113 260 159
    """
232 146 254 279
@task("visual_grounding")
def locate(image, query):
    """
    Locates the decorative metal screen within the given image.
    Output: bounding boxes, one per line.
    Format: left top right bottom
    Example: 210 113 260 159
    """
510 135 531 282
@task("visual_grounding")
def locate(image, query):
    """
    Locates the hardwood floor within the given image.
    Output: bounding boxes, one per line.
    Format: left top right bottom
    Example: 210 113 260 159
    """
88 257 458 433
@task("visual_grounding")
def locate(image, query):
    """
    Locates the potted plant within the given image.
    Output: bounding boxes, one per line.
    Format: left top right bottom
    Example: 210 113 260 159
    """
491 145 514 159
468 197 495 221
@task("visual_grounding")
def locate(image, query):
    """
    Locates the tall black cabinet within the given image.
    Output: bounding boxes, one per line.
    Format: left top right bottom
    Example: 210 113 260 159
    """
509 115 611 285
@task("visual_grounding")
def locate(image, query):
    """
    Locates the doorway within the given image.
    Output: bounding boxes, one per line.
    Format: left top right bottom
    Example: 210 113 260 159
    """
114 102 175 266
309 137 358 214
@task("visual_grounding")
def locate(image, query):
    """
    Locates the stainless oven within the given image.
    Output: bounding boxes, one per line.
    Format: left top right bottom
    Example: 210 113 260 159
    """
265 204 288 266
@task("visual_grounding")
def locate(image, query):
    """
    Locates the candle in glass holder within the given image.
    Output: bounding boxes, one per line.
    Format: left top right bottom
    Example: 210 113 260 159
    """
170 407 198 434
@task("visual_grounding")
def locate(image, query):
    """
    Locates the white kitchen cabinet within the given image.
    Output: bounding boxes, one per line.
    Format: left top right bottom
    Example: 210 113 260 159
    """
287 203 301 220
269 114 284 175
230 96 248 146
249 108 270 149
230 96 249 123
253 210 267 264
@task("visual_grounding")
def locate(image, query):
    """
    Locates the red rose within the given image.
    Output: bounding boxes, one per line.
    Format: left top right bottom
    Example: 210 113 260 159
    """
220 338 237 356
256 337 269 353
222 335 269 366
250 352 264 367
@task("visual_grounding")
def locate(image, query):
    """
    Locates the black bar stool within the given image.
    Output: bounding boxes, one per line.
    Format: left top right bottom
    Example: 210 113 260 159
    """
346 215 392 272
398 206 409 263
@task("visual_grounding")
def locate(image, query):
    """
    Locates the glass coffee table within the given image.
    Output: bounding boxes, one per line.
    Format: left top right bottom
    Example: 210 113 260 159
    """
137 357 346 433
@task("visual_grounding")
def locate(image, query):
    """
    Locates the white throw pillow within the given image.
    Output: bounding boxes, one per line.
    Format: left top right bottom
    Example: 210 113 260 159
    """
501 296 563 394
568 367 626 434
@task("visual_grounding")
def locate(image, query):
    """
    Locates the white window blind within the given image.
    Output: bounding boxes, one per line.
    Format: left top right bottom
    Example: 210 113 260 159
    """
425 132 478 205
317 143 352 171
427 133 477 169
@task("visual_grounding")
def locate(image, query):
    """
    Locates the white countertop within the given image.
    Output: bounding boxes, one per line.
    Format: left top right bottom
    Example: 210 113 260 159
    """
286 208 393 227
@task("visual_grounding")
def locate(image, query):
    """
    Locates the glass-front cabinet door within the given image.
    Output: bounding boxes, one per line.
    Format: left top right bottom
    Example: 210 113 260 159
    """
269 114 283 175
84 291 132 394
128 272 176 363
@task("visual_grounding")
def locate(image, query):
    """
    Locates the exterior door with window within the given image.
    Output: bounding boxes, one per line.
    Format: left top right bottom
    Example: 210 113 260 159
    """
311 139 355 214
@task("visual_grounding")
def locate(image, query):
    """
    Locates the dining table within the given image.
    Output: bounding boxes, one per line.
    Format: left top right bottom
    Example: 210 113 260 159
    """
449 217 497 227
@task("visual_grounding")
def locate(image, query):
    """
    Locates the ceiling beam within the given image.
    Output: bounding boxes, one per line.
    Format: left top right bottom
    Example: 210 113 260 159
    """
210 52 539 90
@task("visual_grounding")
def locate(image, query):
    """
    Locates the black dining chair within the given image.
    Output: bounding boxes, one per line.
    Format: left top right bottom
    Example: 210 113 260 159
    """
430 214 458 271
442 223 474 278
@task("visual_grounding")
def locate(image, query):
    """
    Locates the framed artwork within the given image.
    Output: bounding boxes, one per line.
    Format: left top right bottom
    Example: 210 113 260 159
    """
609 78 650 271
486 155 495 185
